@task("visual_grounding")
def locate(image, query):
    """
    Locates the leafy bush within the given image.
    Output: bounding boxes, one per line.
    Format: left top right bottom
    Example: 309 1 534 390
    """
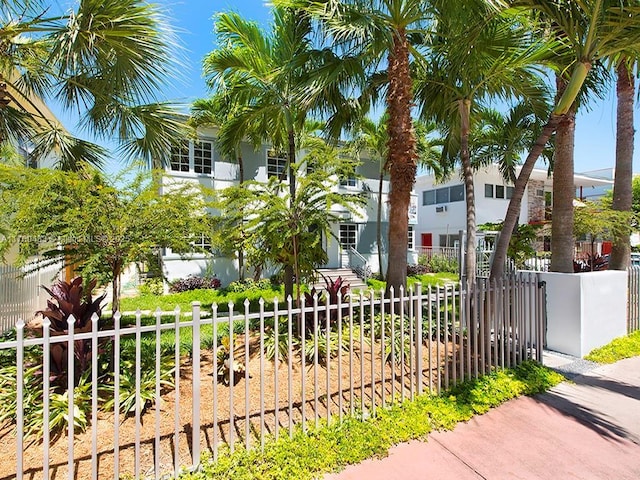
226 278 272 293
139 277 164 296
585 330 640 363
169 275 222 293
427 254 458 273
407 263 430 276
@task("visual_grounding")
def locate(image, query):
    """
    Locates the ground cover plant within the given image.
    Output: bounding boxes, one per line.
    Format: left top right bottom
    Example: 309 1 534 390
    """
585 330 640 364
181 362 563 480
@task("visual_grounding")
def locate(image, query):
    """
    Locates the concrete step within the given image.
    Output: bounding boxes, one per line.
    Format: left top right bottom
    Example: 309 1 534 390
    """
311 268 367 292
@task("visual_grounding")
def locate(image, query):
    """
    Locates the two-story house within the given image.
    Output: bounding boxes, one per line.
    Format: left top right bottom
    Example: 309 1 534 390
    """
415 164 614 252
161 126 419 286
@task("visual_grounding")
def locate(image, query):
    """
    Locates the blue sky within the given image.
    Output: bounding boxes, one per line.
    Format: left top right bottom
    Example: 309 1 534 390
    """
56 0 639 176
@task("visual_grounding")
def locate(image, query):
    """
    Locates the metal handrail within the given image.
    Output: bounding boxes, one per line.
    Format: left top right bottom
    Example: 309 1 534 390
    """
347 247 370 282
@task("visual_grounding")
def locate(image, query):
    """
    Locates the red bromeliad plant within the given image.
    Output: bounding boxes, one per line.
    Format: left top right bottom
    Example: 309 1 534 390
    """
36 276 106 386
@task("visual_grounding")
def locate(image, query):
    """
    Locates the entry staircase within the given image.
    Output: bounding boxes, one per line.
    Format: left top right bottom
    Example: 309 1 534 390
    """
311 267 368 293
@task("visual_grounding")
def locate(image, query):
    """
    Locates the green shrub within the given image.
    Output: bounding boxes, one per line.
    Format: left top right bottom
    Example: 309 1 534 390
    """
427 254 458 273
226 278 272 293
585 330 640 363
139 278 164 296
182 361 563 480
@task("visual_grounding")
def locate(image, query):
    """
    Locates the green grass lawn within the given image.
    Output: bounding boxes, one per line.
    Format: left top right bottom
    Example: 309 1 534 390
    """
585 330 640 363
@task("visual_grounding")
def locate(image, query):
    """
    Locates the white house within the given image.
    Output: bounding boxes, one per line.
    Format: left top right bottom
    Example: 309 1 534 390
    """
161 126 418 286
415 164 614 251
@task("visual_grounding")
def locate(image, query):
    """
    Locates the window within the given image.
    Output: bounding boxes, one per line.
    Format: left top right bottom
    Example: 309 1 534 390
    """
193 141 213 174
450 184 464 202
170 141 190 172
340 176 357 187
423 190 436 205
436 187 449 204
339 224 357 250
506 186 514 199
439 234 460 248
422 185 464 205
267 150 288 179
484 183 494 198
496 185 505 199
408 226 414 250
191 233 212 252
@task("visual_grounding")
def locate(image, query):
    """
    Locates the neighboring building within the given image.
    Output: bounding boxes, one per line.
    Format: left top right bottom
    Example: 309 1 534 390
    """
161 126 418 285
415 164 613 252
576 168 614 202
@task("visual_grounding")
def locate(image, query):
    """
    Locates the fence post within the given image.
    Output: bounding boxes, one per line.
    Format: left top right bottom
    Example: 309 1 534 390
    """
16 319 24 480
415 283 423 395
192 302 201 469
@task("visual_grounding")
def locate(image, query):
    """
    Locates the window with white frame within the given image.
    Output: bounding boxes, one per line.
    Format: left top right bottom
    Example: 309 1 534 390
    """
170 141 190 172
267 149 288 180
191 233 212 252
339 224 357 250
408 225 414 250
340 176 357 187
193 141 213 174
170 140 215 174
422 184 464 205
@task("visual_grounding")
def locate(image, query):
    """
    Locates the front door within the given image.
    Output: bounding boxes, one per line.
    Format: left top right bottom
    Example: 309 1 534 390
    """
421 233 432 248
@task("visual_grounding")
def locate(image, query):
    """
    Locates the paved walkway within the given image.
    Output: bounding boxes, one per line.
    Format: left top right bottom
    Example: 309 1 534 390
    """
326 354 640 480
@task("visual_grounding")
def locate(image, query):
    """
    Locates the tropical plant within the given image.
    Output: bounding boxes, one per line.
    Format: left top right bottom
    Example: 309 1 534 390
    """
609 57 637 270
414 0 551 284
274 0 437 294
491 0 640 278
215 335 245 385
200 7 355 298
0 166 210 312
0 0 185 170
35 276 106 386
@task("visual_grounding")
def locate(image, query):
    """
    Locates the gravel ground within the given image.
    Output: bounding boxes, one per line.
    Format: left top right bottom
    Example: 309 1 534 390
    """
543 350 601 379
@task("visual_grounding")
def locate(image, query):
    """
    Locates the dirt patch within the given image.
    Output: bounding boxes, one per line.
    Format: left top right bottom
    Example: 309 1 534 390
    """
1 334 476 480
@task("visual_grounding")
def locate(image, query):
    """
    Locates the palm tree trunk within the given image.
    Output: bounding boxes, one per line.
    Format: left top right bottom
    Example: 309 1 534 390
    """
490 115 562 279
377 166 385 280
385 28 417 294
610 61 635 270
459 99 476 285
550 76 576 273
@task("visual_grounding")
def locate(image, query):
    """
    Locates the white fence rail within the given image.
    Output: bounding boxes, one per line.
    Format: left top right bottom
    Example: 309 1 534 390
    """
0 264 61 334
0 274 545 480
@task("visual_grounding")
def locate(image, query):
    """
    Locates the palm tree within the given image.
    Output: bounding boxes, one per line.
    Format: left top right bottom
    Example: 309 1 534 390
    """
274 0 436 293
490 0 640 278
0 0 185 170
609 58 637 270
202 7 354 299
414 1 550 284
347 114 442 280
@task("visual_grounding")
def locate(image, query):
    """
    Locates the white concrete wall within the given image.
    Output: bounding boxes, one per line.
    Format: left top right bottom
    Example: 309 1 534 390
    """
539 270 627 357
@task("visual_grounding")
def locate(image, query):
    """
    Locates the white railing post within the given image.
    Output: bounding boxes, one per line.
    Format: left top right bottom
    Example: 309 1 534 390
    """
16 319 24 480
415 283 423 395
90 313 99 480
134 310 142 479
191 302 201 469
67 314 75 480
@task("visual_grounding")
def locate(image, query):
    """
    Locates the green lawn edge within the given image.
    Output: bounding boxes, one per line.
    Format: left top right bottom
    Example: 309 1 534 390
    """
180 361 563 480
585 330 640 364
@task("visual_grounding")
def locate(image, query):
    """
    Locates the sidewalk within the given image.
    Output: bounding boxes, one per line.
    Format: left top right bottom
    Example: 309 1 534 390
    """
326 354 640 480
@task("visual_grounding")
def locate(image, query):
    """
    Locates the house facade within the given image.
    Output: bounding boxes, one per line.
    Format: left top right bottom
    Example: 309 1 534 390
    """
161 126 418 286
415 164 614 252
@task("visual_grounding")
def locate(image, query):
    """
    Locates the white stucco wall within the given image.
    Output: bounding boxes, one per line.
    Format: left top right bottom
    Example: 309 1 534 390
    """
539 270 627 357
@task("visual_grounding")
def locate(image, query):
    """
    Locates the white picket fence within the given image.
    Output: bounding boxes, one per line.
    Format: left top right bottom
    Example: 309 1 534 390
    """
0 274 545 480
0 263 61 333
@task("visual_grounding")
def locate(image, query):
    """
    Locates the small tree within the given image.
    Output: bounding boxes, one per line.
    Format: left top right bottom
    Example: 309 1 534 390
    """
0 165 210 312
213 140 365 305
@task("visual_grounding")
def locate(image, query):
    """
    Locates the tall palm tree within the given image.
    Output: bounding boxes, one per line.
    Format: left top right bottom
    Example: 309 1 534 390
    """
347 114 442 280
202 7 354 299
414 1 550 284
609 57 637 270
0 0 185 170
490 0 640 278
274 0 436 293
